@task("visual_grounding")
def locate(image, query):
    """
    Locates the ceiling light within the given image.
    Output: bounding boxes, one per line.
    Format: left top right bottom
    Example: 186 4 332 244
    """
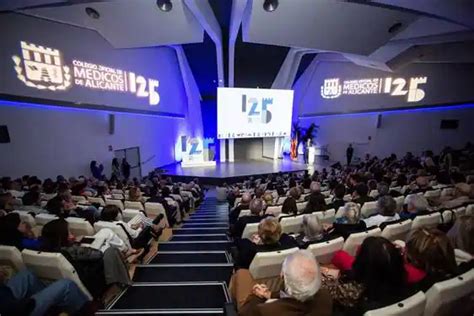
388 22 403 34
85 7 100 19
263 0 278 12
157 0 172 12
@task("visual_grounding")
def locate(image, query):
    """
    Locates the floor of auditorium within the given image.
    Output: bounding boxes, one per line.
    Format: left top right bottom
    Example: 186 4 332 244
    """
98 191 233 315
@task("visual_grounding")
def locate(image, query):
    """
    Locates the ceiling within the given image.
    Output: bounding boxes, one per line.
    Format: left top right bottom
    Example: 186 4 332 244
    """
1 0 473 98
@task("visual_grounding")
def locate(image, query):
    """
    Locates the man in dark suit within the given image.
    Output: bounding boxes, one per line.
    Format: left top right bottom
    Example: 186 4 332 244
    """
231 198 266 239
240 250 332 316
229 192 252 225
327 183 346 211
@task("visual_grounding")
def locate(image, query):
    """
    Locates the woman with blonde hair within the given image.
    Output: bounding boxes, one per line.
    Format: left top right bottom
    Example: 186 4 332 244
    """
236 217 297 269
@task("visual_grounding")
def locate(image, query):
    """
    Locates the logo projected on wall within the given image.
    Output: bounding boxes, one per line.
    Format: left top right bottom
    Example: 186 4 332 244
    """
321 76 427 103
12 41 160 105
241 94 273 124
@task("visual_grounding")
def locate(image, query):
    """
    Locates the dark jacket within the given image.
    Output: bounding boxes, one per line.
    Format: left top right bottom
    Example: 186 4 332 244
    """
353 196 374 206
331 222 367 240
240 288 333 316
236 234 298 269
304 193 326 213
282 197 298 216
294 233 340 249
328 198 345 211
230 203 250 225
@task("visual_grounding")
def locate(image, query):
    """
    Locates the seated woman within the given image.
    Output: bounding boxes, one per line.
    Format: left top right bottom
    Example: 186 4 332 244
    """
100 205 164 249
294 214 339 249
325 202 367 240
40 219 131 298
363 195 400 228
447 215 474 270
323 236 413 314
281 187 300 216
406 227 459 292
0 213 39 250
235 217 298 269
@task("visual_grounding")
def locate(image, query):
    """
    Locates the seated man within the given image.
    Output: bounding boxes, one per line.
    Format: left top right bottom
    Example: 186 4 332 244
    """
20 191 46 214
363 195 400 228
0 269 90 316
303 182 326 214
231 198 267 239
230 192 252 225
400 194 430 220
239 250 332 316
327 184 346 211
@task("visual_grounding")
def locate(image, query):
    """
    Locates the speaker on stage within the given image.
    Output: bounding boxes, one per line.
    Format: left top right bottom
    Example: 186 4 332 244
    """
376 114 382 129
108 114 115 135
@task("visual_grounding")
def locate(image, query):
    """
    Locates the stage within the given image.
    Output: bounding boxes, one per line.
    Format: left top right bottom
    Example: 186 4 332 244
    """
161 159 309 185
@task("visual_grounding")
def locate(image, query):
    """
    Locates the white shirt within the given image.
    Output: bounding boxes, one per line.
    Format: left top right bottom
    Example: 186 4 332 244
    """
363 214 400 228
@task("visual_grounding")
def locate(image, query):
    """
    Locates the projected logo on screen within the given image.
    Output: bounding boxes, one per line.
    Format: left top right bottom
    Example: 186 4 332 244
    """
321 76 427 103
12 41 71 91
241 94 273 124
12 41 160 105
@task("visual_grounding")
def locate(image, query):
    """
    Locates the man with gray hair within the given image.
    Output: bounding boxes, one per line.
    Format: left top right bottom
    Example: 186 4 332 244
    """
231 198 267 239
363 195 400 227
230 192 252 225
400 194 431 220
240 250 332 316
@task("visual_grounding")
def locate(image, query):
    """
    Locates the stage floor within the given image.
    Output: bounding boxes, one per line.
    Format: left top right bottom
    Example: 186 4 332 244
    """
161 159 308 184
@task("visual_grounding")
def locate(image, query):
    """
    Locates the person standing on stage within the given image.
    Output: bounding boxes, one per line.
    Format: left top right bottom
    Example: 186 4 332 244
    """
121 158 131 181
346 144 354 166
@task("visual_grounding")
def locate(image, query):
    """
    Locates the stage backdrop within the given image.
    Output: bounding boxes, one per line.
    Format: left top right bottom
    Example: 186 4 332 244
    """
0 13 187 117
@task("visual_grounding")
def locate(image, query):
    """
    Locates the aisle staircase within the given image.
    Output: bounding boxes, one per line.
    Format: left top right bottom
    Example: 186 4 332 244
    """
99 194 234 315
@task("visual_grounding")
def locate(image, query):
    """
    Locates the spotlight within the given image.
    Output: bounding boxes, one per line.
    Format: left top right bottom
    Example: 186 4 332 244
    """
263 0 278 12
157 0 172 12
85 7 100 19
388 22 403 34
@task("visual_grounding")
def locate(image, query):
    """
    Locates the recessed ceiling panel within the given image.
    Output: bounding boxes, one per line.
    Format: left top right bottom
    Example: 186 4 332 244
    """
243 0 418 55
22 0 204 48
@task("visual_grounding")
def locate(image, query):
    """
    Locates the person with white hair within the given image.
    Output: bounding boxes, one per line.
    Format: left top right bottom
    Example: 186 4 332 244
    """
400 194 431 220
295 215 336 248
325 202 367 239
240 250 332 316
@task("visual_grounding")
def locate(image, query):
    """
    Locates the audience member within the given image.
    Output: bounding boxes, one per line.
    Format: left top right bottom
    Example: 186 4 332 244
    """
281 187 300 216
20 191 45 214
363 195 400 227
328 184 346 211
327 202 366 239
351 183 374 206
304 182 326 213
295 215 337 248
231 198 267 239
230 192 252 225
240 250 332 316
400 194 430 220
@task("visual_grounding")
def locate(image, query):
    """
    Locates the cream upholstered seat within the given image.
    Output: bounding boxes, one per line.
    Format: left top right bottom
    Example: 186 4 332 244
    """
94 221 132 248
144 202 170 227
105 199 124 211
66 217 94 237
279 215 305 234
307 237 344 264
241 222 259 240
13 210 36 227
364 291 426 316
22 249 93 299
265 205 282 217
249 247 299 279
313 208 336 224
381 219 412 241
35 213 59 226
361 201 378 218
424 268 474 316
0 245 25 272
411 213 441 230
343 228 381 256
87 196 105 206
124 200 144 211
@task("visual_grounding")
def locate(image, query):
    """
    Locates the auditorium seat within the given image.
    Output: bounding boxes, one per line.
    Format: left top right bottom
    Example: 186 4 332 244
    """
424 268 474 316
441 207 466 225
343 228 382 256
313 208 336 224
8 190 25 198
71 195 88 203
122 209 142 222
241 222 260 240
307 237 344 264
111 189 124 195
364 291 426 316
343 194 352 201
42 193 57 201
276 196 287 205
369 190 379 199
296 201 308 213
411 213 441 230
265 205 282 217
324 197 333 204
361 201 378 218
394 196 405 211
145 202 167 219
22 249 93 299
335 206 345 218
124 201 144 211
249 247 299 280
112 193 125 200
279 215 305 234
238 210 251 218
88 196 106 206
466 204 474 216
0 245 25 272
441 187 455 197
35 213 59 226
381 219 412 241
13 210 36 227
424 189 441 199
65 217 94 237
106 199 124 210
